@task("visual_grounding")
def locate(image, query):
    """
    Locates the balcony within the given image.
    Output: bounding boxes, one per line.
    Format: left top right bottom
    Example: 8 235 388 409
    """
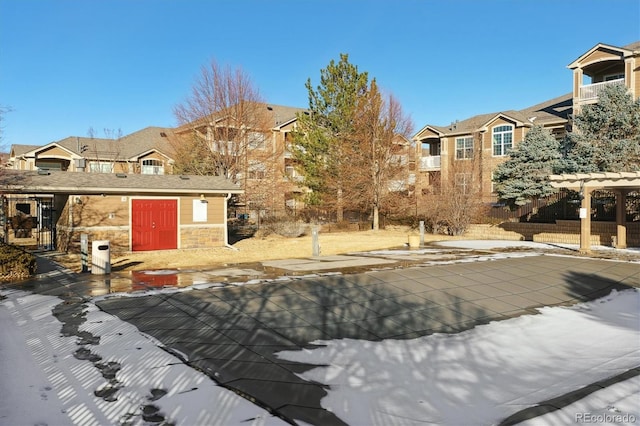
419 155 441 171
579 79 625 102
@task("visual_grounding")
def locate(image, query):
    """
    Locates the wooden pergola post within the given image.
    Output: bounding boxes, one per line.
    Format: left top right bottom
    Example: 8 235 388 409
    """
549 172 640 252
615 189 628 249
579 186 592 254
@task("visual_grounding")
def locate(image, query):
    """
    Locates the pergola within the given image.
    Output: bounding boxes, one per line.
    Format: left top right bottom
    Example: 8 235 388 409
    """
549 172 640 253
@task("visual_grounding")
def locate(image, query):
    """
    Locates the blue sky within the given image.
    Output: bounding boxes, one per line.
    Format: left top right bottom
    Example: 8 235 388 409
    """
1 0 638 148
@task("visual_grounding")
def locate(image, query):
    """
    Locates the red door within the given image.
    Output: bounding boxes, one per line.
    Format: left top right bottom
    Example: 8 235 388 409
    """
131 199 177 251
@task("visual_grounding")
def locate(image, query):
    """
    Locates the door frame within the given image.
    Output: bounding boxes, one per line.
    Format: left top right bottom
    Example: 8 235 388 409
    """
129 196 180 251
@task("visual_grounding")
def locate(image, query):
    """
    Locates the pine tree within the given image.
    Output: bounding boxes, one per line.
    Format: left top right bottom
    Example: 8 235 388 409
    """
563 84 640 172
494 125 562 210
292 54 369 221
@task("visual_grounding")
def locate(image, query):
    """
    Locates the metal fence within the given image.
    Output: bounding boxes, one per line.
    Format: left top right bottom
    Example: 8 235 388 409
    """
486 189 639 223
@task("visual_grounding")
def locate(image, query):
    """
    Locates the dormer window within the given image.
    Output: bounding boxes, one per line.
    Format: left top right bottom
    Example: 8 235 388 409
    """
89 161 114 173
492 125 513 156
141 159 164 175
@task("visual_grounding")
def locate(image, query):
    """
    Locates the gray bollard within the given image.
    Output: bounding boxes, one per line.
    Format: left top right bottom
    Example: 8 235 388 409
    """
419 221 425 246
80 234 89 273
312 225 320 257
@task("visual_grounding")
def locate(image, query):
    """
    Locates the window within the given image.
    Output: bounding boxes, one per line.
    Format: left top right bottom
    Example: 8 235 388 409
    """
89 161 113 173
35 161 62 170
248 161 266 180
455 137 474 159
390 154 408 166
16 203 31 216
604 73 624 81
248 132 266 150
285 165 304 182
492 125 513 156
141 159 164 175
248 170 265 179
455 173 472 194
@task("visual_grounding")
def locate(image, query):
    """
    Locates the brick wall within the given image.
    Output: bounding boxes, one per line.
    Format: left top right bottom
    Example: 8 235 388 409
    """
465 221 639 247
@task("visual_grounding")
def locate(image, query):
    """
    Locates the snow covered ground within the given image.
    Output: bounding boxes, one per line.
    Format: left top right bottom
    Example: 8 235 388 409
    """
276 288 640 425
0 290 286 426
1 241 639 425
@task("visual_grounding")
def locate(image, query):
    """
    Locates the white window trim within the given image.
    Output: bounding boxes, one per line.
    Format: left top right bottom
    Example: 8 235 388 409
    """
455 136 474 160
141 159 165 175
492 125 513 157
455 173 473 195
89 161 114 173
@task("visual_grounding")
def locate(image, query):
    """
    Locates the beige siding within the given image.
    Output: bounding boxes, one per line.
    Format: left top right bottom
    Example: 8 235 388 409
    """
139 152 168 161
38 146 70 158
582 48 621 65
416 127 441 139
179 195 225 225
631 60 640 100
113 162 129 173
71 195 129 227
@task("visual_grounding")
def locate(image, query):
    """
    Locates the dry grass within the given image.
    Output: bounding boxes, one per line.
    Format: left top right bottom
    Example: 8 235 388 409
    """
54 227 456 272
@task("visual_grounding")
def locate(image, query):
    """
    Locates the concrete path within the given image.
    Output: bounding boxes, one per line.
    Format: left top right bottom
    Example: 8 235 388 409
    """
5 249 639 425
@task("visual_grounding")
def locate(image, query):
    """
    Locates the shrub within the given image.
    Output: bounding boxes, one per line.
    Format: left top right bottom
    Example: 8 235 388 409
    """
0 243 37 281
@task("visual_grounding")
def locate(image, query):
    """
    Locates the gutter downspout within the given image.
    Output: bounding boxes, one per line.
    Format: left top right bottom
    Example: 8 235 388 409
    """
224 192 239 251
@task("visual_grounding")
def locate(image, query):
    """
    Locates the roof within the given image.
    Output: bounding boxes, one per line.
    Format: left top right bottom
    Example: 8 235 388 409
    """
9 127 175 162
567 41 640 69
10 144 41 157
176 102 306 132
266 104 307 126
413 93 572 140
0 170 242 196
55 126 175 160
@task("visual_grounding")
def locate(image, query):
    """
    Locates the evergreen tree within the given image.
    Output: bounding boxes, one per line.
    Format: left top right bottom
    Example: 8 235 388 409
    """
563 84 640 172
494 125 562 210
292 54 369 221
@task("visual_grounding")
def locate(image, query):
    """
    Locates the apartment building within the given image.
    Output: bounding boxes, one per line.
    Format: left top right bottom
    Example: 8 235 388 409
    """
412 41 640 210
2 127 243 252
7 126 175 175
5 40 637 240
171 102 308 220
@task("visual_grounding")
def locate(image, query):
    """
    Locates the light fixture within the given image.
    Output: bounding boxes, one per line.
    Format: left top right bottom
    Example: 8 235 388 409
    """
200 194 207 203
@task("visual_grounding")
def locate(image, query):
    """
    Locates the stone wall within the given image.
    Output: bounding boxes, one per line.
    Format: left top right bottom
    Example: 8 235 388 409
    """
464 221 639 247
57 228 129 254
58 226 228 253
180 226 225 249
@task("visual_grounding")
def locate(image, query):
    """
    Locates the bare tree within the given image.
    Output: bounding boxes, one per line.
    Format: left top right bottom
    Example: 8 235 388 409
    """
85 127 124 173
351 80 414 230
421 135 483 235
0 106 13 243
0 105 12 154
172 59 270 182
171 60 286 218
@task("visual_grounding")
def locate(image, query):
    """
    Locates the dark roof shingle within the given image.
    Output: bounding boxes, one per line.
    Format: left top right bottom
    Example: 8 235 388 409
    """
0 170 242 195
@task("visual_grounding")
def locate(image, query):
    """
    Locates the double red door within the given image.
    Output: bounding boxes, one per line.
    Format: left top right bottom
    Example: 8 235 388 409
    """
131 199 177 251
